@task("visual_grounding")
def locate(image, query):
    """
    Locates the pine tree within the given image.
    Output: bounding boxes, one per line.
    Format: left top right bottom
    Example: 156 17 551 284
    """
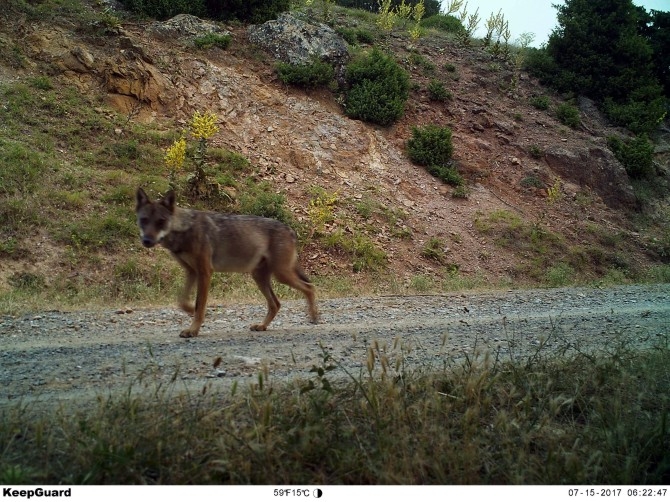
545 0 665 133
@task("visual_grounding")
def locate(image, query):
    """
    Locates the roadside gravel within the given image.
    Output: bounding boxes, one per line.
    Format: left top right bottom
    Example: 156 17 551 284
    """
1 284 668 408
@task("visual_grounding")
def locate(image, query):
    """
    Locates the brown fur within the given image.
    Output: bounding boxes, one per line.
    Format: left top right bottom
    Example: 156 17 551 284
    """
135 188 318 338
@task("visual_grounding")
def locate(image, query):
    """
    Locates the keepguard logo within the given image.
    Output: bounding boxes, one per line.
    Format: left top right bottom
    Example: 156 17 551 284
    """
3 488 71 499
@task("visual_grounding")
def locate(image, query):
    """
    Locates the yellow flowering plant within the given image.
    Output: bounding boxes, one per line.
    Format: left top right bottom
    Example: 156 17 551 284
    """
189 111 218 140
164 136 186 191
164 111 220 199
165 136 186 170
307 190 338 237
547 178 562 205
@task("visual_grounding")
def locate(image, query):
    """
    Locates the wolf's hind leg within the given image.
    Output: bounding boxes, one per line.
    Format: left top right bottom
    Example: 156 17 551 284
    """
275 265 318 324
250 258 280 331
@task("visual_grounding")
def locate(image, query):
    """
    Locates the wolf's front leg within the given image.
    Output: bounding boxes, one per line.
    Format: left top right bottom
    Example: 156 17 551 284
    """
179 266 212 338
178 267 197 315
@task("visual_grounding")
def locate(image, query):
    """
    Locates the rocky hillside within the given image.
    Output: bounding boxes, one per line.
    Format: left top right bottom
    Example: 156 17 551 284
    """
1 0 669 304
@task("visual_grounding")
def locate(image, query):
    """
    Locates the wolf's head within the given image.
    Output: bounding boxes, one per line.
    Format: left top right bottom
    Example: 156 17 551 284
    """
135 188 176 248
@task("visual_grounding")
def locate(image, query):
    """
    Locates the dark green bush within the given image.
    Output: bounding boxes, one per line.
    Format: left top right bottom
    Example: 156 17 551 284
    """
353 29 375 45
337 27 359 45
427 164 463 186
336 27 375 45
421 13 465 34
194 33 231 49
275 60 335 88
119 0 289 22
344 48 409 126
204 0 290 22
607 134 654 179
555 102 580 128
604 93 668 135
407 125 460 185
427 79 451 102
524 0 667 135
239 181 293 224
117 0 205 19
530 95 550 110
407 125 453 166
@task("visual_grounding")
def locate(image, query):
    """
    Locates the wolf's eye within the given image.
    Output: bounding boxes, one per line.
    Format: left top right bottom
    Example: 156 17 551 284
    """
139 217 149 226
155 217 167 229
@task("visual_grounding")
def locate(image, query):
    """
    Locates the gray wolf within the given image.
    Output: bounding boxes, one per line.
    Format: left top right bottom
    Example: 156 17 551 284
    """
135 188 318 338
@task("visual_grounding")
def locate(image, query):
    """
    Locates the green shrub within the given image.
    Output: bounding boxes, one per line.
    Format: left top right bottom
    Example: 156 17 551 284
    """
238 181 293 224
426 164 463 186
555 102 580 128
406 124 454 167
194 33 231 50
323 230 387 272
337 27 359 45
203 0 290 23
545 262 574 287
421 236 446 263
523 47 559 86
421 13 464 33
607 134 655 179
452 184 470 198
525 1 667 135
275 60 335 88
118 0 289 22
407 125 462 186
427 79 451 102
603 95 668 135
344 48 410 126
353 29 375 45
521 175 545 188
117 0 205 19
336 27 375 45
530 95 550 110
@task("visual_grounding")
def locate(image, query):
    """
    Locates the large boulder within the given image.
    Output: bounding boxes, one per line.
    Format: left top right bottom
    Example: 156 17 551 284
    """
544 145 638 209
150 14 230 42
248 13 349 70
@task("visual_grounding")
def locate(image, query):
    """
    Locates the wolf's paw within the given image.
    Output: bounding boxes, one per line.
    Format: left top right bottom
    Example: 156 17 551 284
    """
179 328 199 338
250 324 267 332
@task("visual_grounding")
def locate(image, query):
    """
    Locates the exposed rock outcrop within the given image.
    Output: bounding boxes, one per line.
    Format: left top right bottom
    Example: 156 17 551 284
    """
149 14 231 42
544 146 638 209
247 13 349 71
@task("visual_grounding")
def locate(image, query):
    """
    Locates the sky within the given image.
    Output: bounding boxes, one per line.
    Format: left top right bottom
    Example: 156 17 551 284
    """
440 0 669 47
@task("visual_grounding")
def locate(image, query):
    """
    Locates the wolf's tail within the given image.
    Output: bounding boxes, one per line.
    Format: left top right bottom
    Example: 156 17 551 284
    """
296 265 312 284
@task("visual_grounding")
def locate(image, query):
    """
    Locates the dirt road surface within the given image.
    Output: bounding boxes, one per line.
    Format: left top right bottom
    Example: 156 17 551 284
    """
1 284 668 408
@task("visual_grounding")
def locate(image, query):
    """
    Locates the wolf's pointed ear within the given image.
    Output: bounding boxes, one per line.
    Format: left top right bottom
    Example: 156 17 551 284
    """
136 187 150 211
161 190 176 213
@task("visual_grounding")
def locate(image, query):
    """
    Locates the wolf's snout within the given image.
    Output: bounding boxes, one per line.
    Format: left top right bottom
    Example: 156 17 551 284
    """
141 237 156 248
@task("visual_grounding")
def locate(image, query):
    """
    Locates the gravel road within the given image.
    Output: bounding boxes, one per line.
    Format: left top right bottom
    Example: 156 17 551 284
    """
1 284 669 408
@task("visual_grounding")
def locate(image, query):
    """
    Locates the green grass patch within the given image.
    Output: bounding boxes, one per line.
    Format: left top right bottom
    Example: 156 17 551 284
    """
194 33 231 50
323 229 387 272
